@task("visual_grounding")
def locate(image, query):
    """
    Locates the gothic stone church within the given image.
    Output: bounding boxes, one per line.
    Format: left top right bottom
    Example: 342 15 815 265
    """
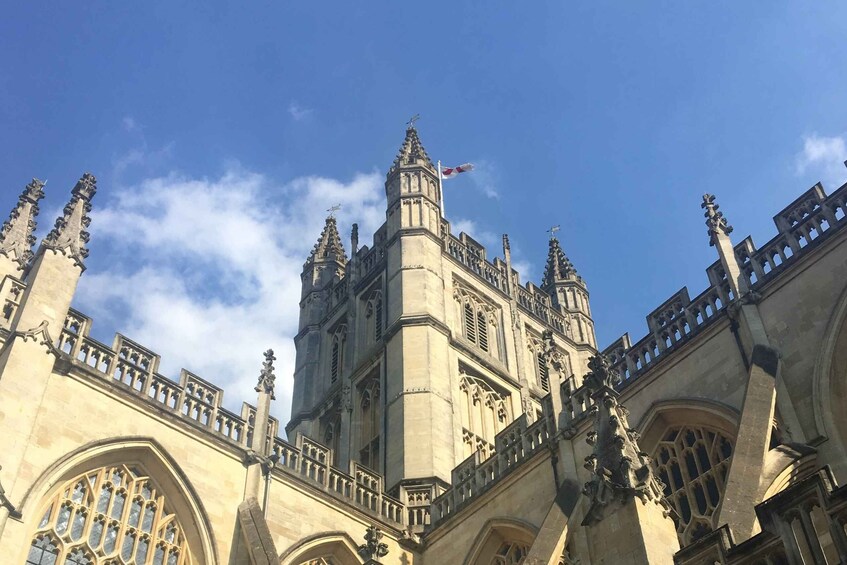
1 127 846 565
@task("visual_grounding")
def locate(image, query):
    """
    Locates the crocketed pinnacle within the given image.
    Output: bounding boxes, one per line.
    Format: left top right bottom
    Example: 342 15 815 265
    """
390 126 434 173
43 173 97 268
541 236 577 288
308 216 348 265
0 178 45 268
255 349 276 400
581 354 670 525
701 193 733 247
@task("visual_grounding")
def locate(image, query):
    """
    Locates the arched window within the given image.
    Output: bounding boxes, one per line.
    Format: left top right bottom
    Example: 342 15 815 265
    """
359 378 381 472
490 541 528 565
459 372 511 459
329 325 347 384
455 286 499 358
651 425 734 545
365 290 384 343
25 464 195 564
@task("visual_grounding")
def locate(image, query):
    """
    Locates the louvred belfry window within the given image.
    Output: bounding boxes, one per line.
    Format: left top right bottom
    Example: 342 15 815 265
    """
365 290 383 344
26 464 195 564
329 325 347 383
456 286 498 357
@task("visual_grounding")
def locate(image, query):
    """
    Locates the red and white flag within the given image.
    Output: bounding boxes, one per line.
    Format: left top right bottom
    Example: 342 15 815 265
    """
441 163 474 179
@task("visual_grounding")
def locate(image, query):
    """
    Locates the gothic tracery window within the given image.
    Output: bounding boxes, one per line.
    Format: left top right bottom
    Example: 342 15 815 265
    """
330 325 347 384
365 290 384 343
459 372 511 459
490 541 529 565
358 378 381 472
651 425 734 545
26 464 195 565
455 286 500 358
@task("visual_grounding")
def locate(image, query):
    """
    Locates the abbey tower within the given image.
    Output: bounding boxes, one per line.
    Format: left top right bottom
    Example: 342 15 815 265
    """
0 126 845 564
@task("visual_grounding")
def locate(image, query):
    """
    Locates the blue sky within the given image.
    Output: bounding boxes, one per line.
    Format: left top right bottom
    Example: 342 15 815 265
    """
2 3 846 424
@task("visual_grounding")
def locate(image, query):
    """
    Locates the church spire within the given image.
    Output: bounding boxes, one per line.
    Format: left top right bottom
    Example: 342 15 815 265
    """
307 215 347 266
541 233 578 288
42 173 97 269
389 125 434 174
0 178 45 270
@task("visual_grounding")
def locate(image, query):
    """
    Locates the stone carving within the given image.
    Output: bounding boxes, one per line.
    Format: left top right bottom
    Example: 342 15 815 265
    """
342 383 352 412
43 173 97 268
351 222 359 253
357 525 389 562
254 349 276 399
581 354 669 525
13 320 61 357
702 193 733 246
0 178 45 267
542 330 567 376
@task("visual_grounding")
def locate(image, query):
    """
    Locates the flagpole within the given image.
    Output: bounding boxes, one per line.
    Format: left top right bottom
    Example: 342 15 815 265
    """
437 159 445 218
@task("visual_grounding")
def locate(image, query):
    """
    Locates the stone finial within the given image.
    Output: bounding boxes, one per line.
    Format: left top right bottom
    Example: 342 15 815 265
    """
357 525 389 562
541 234 577 288
390 126 433 173
702 193 733 247
0 178 46 268
43 173 97 268
581 354 669 525
255 349 276 399
502 233 511 251
351 223 359 253
307 216 347 265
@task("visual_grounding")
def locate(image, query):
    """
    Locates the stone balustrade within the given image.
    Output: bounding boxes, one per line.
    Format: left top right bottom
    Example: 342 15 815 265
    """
430 413 553 526
674 466 847 564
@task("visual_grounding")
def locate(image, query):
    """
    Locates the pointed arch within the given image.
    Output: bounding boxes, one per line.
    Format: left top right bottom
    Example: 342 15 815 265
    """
279 531 363 565
16 437 217 565
463 517 537 565
813 280 847 473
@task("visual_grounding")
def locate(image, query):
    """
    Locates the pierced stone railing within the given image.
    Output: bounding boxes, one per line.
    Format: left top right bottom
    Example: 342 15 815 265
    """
271 435 405 526
430 414 552 526
593 181 847 399
674 466 847 564
57 308 277 448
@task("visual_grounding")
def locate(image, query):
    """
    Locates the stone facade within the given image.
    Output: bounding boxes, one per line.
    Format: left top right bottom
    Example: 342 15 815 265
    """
0 128 845 564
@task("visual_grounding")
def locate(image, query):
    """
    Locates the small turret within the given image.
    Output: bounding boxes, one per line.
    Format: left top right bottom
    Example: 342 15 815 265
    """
385 125 442 237
541 232 595 346
302 215 347 295
0 178 45 279
542 234 589 311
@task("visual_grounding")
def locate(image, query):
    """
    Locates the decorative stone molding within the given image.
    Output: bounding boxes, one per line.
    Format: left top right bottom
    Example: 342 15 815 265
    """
12 320 61 357
581 354 670 525
43 173 97 269
0 178 45 267
254 349 276 399
702 193 733 246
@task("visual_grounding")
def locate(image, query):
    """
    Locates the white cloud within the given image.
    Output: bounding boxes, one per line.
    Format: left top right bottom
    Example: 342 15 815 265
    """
122 116 138 132
76 167 385 428
288 101 314 121
795 134 847 188
469 159 499 199
451 217 499 250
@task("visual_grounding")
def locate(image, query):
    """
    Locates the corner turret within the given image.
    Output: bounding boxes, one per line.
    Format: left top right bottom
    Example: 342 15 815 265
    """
301 216 347 296
0 178 45 280
384 126 442 238
541 232 595 345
